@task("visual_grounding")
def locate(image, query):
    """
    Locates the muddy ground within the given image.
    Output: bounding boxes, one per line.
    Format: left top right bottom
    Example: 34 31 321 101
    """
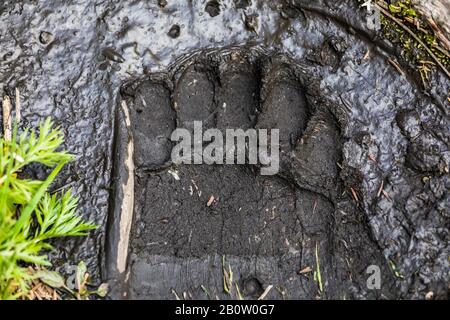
0 0 449 299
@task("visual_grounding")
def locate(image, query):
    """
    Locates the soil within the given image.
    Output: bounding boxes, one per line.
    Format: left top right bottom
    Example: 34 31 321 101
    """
0 0 449 299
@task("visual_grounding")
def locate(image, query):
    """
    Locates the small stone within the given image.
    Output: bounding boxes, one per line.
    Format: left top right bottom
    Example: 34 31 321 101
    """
39 31 54 45
168 24 181 38
425 291 434 300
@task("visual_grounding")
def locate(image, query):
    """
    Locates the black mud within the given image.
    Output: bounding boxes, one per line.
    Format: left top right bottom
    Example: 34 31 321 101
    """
0 0 448 299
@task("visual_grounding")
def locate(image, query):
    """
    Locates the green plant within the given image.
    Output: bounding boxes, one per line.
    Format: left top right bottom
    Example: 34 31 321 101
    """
35 261 108 300
0 119 97 300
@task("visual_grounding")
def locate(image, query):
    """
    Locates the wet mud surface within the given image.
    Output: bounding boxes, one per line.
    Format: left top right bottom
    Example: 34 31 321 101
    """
118 48 397 300
0 0 449 299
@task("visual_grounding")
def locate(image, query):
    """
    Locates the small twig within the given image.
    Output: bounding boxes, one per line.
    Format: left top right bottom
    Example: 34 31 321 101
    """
299 266 313 274
418 61 432 87
374 1 450 79
377 180 384 198
382 189 391 201
368 154 378 164
350 187 359 203
432 43 450 59
207 195 215 207
2 95 12 141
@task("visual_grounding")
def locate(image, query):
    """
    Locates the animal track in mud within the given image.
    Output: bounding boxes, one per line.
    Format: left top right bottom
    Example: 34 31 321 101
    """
116 49 347 299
